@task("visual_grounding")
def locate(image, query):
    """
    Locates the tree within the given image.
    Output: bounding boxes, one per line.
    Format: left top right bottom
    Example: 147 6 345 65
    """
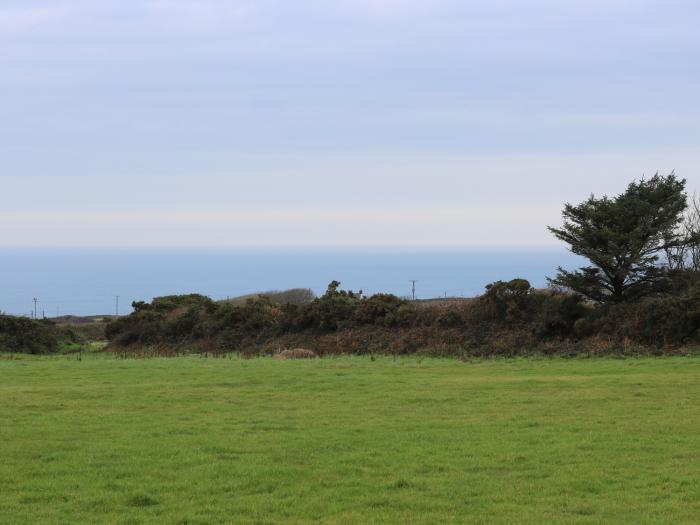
664 192 700 272
548 173 688 302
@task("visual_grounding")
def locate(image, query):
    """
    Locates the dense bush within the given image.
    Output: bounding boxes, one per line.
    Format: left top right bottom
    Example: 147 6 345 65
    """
532 292 588 338
104 277 700 356
0 315 77 354
479 279 535 324
578 288 700 346
353 294 416 327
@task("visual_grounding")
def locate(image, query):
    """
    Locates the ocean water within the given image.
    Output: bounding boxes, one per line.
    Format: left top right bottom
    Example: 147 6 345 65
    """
0 248 582 316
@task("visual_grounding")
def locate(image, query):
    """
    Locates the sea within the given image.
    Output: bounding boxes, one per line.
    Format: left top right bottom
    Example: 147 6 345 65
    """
0 248 582 317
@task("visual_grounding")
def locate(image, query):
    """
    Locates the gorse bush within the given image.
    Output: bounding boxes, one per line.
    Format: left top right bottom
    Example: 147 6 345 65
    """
0 315 78 354
479 279 534 324
133 294 217 314
531 292 588 338
102 277 700 356
578 288 700 347
353 294 415 327
295 281 363 331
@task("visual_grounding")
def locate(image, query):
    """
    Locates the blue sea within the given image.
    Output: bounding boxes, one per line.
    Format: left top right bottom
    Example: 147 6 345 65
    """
0 248 582 317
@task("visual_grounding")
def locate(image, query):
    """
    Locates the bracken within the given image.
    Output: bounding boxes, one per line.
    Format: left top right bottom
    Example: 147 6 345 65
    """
274 348 318 359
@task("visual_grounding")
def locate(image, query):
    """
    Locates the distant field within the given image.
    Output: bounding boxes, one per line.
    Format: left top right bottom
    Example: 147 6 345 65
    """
1 356 699 524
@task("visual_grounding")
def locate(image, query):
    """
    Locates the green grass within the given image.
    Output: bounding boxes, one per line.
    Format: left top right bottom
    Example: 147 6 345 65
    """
1 355 699 524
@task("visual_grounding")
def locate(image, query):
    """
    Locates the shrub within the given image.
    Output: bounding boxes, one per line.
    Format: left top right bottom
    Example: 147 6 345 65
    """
296 281 362 331
434 308 466 328
0 315 69 354
609 290 700 346
479 279 534 324
104 276 700 356
532 292 588 338
354 294 415 327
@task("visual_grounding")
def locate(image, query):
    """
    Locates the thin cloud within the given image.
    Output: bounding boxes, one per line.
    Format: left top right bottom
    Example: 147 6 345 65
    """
0 206 561 247
1 0 698 248
0 4 72 33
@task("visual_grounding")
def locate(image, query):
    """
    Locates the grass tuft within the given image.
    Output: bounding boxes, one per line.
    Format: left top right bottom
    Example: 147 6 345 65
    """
127 494 158 507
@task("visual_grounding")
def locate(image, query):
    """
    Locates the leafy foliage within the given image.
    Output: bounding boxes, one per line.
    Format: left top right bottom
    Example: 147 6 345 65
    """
549 173 688 302
480 279 534 323
0 315 77 354
104 275 700 356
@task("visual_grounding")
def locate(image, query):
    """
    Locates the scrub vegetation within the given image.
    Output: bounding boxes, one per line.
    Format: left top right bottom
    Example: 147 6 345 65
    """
97 173 700 357
0 315 81 354
5 173 700 357
100 277 700 357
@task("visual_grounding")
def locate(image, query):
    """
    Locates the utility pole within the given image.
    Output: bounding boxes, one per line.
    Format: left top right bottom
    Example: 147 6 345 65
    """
115 295 119 317
33 298 38 320
410 280 417 301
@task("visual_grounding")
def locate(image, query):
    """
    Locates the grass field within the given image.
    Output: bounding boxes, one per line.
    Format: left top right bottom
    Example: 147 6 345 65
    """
1 355 699 524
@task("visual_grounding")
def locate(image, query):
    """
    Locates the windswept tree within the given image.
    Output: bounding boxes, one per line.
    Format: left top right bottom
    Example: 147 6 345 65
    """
664 192 700 272
548 173 688 302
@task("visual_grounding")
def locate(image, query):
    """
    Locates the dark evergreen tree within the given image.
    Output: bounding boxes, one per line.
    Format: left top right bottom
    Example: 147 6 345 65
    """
548 173 688 302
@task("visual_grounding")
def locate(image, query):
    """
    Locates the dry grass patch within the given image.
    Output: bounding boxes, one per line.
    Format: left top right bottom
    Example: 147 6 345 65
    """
274 348 318 359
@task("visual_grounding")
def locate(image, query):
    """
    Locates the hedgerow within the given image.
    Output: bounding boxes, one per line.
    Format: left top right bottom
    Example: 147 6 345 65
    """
103 278 700 356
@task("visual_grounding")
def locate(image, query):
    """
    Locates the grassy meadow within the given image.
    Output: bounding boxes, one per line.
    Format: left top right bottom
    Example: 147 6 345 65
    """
1 355 699 524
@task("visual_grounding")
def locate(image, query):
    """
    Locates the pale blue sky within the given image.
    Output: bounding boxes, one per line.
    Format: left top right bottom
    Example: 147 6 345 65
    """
1 0 699 246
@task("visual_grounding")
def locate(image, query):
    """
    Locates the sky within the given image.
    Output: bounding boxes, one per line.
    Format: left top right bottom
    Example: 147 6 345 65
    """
1 0 699 247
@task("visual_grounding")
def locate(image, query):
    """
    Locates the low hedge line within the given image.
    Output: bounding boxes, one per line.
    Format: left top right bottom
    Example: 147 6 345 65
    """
103 280 700 356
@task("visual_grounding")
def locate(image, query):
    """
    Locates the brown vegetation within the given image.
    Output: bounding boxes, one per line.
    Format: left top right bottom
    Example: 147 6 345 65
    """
103 278 700 358
274 348 318 359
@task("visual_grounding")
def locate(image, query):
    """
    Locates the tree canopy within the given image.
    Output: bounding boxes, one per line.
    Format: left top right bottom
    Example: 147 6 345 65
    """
548 173 688 302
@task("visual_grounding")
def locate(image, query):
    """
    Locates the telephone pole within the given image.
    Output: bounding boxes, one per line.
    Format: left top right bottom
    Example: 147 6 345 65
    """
33 298 38 320
410 280 417 301
115 296 119 317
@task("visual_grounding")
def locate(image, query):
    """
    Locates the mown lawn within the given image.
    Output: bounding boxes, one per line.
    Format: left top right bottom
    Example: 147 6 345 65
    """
1 355 699 524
